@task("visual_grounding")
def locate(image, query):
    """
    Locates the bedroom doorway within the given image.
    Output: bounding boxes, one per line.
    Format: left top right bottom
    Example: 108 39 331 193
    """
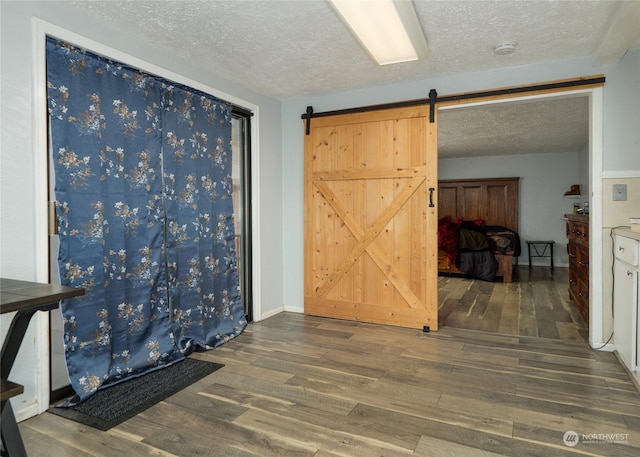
434 77 604 345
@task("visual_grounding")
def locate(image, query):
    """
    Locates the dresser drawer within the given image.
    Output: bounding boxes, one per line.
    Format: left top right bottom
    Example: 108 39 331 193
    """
566 214 589 323
567 242 577 262
614 235 639 266
568 268 579 295
576 245 589 276
569 244 588 278
568 222 588 246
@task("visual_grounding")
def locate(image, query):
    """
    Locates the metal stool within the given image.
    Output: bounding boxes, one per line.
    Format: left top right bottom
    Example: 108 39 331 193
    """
526 240 555 269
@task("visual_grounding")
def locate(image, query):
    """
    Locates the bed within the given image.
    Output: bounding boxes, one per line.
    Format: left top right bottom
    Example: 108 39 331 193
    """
437 177 521 282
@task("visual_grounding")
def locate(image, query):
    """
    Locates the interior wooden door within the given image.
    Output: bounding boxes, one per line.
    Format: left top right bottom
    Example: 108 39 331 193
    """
304 106 438 330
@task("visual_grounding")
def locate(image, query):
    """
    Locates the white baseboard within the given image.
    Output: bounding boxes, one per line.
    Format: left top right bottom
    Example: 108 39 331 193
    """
591 342 616 352
613 350 640 394
15 401 40 423
257 305 303 322
284 305 304 314
258 306 284 321
526 261 569 268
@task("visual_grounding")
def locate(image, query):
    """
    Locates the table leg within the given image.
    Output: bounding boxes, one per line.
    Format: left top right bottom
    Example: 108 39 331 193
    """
1 306 55 376
1 305 56 457
1 399 27 457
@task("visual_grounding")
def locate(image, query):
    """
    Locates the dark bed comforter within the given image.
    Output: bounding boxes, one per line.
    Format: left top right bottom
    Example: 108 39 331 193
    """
438 217 521 282
457 251 498 282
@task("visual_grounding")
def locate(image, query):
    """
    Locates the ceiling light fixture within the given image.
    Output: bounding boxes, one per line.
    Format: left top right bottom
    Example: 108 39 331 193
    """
328 0 428 66
494 42 517 55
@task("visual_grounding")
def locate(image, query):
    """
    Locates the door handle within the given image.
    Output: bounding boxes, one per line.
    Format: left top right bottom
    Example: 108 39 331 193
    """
428 187 435 208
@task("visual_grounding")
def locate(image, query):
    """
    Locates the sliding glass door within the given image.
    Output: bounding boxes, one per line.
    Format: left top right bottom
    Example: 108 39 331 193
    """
49 109 253 402
231 109 252 322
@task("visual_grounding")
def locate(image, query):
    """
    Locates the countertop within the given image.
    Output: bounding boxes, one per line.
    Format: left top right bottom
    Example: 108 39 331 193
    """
613 227 640 241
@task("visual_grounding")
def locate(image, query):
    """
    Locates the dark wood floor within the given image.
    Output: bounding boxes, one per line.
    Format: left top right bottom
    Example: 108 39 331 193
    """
20 287 640 456
438 266 589 343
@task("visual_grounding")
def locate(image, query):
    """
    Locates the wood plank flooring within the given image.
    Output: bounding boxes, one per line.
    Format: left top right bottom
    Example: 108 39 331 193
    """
20 305 640 456
438 266 589 343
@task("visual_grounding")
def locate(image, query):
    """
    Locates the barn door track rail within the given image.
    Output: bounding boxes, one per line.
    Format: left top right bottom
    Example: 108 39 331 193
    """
301 74 605 134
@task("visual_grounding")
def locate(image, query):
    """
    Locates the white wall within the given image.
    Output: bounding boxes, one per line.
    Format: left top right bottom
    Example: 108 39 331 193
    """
598 49 640 348
1 0 284 419
579 143 590 199
602 49 640 172
438 151 581 267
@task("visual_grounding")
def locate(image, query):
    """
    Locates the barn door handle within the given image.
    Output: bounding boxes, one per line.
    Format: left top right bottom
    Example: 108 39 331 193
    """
428 187 435 207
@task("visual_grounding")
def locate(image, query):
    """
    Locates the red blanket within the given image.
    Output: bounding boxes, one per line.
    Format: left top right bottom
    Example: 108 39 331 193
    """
438 216 461 260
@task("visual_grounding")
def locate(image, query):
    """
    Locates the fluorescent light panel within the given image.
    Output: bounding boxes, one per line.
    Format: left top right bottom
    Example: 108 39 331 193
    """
329 0 428 65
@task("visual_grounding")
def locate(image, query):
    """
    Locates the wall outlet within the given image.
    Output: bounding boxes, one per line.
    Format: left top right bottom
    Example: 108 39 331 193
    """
612 184 627 201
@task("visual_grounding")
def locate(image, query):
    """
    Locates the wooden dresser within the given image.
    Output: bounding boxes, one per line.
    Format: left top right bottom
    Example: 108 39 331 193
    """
566 214 589 323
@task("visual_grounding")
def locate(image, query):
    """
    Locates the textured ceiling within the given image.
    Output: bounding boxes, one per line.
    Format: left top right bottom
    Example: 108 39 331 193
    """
438 96 590 158
62 0 640 157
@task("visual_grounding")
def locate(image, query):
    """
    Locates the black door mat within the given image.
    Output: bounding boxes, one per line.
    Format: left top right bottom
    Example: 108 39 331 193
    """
48 358 223 430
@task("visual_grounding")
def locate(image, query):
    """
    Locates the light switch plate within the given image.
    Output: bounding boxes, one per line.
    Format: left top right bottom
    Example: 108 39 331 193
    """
613 184 627 201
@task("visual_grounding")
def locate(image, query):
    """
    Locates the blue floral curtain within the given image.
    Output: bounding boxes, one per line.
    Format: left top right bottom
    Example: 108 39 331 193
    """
161 84 245 353
46 37 247 402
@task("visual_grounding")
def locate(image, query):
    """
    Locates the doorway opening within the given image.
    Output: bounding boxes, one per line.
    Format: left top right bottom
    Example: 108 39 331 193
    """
436 86 603 346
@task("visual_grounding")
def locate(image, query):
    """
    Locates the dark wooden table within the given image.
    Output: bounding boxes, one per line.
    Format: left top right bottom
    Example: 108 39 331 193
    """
1 278 84 457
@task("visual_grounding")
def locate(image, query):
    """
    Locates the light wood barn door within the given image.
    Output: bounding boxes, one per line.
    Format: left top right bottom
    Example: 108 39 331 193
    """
304 106 438 330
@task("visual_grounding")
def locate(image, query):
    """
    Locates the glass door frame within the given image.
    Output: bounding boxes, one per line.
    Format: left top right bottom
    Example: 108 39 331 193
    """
232 107 253 322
